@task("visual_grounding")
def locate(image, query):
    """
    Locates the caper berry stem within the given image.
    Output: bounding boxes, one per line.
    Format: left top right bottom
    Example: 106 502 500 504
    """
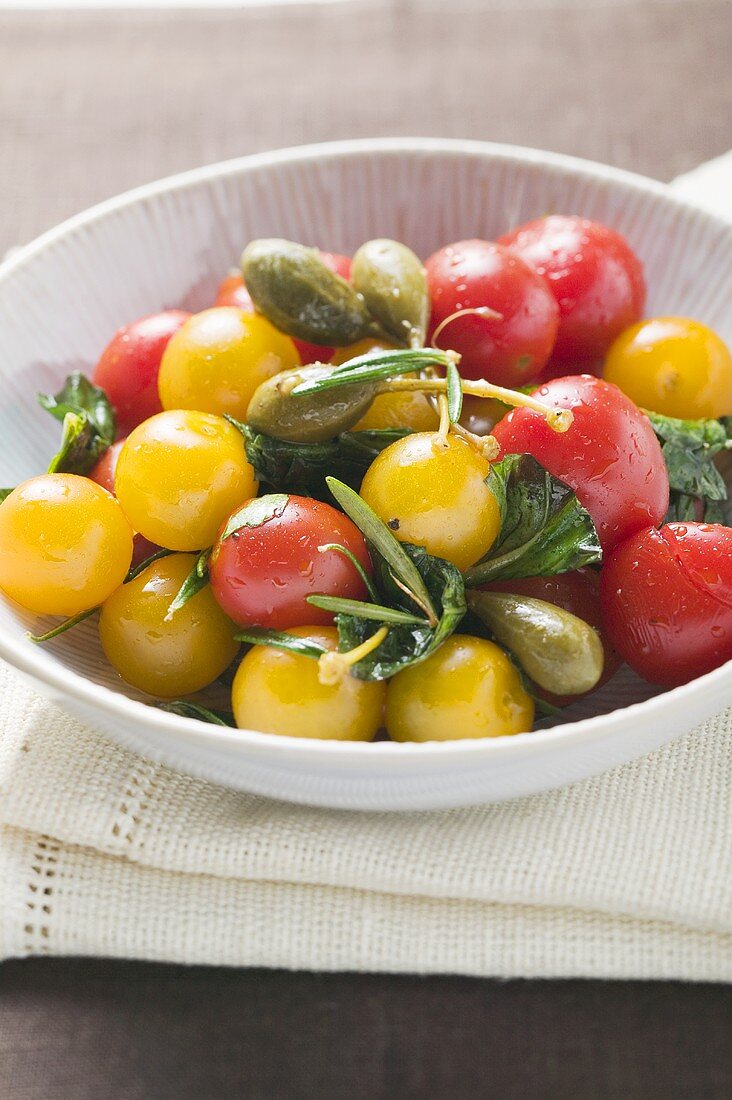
377 377 574 433
318 625 390 686
431 306 503 351
433 394 452 451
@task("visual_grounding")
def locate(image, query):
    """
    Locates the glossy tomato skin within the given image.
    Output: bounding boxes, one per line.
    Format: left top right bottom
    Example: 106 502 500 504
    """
89 439 124 495
600 523 732 686
209 495 372 630
213 248 351 366
491 375 669 552
92 310 190 434
486 570 621 704
0 474 133 616
89 440 161 566
424 239 559 386
499 215 645 367
604 316 732 419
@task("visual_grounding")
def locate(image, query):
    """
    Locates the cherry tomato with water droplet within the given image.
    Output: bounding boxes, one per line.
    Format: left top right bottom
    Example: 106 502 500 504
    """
232 625 385 740
600 522 732 686
491 375 668 552
424 239 559 386
603 316 732 419
209 495 373 630
499 215 645 369
0 474 133 616
92 310 190 434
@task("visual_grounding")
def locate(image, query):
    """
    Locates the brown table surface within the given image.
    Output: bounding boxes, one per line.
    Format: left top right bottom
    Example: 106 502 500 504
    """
1 3 732 1097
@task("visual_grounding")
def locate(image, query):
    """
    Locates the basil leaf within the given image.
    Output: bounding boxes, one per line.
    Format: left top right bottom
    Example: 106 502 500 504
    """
446 358 463 423
464 454 602 586
0 488 14 503
157 701 235 727
646 410 731 523
326 477 437 623
220 495 289 541
647 410 729 499
233 627 327 659
47 411 109 476
165 548 212 619
336 544 466 680
233 422 409 498
39 372 115 445
665 492 726 524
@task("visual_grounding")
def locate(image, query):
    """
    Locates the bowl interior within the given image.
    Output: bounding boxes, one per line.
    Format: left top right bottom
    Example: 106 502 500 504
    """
1 139 731 734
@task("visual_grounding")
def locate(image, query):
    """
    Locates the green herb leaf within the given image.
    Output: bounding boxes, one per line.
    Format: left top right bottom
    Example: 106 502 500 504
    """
124 548 173 583
445 359 463 423
464 454 602 586
46 411 109 475
646 410 730 523
0 488 14 503
326 477 437 623
220 494 289 541
291 349 452 396
165 548 212 619
336 544 466 680
28 607 97 643
233 626 327 659
39 372 115 445
235 422 410 498
307 595 428 626
157 701 235 727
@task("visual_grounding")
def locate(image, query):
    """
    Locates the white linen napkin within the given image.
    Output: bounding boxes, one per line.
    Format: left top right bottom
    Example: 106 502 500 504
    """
2 159 732 979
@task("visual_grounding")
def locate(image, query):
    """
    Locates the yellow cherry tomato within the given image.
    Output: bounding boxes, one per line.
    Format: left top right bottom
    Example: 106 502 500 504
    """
158 307 299 420
100 554 239 697
0 474 133 616
115 410 257 552
232 626 385 740
604 316 732 419
386 635 534 742
333 340 439 432
359 432 500 571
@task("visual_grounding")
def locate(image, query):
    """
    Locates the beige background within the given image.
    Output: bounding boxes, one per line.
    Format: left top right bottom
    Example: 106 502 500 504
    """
1 1 731 258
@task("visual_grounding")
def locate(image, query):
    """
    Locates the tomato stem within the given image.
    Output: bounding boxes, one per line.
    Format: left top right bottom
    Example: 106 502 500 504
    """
318 625 390 686
378 377 574 433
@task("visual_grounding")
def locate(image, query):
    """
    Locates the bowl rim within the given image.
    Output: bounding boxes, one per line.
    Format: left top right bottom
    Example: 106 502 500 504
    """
1 135 731 764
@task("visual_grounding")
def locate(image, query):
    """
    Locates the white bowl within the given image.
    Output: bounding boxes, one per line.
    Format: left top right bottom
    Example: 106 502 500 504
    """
1 138 731 811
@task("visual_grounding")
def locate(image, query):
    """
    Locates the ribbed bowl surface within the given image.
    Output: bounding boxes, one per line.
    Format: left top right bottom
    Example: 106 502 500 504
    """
1 139 730 809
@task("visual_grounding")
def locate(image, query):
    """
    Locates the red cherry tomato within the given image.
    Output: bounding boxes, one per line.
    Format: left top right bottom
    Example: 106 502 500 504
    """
319 252 352 281
214 274 254 311
486 570 621 705
89 440 160 567
499 215 646 368
491 375 668 552
88 439 123 495
600 523 732 686
213 252 351 366
209 494 372 630
92 310 190 434
424 239 559 386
